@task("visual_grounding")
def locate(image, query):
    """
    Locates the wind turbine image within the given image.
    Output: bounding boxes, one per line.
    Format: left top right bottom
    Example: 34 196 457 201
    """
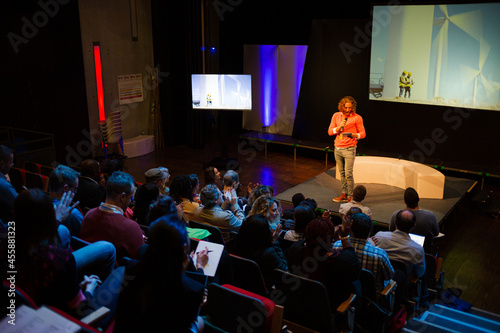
461 38 500 106
230 76 251 108
432 5 483 97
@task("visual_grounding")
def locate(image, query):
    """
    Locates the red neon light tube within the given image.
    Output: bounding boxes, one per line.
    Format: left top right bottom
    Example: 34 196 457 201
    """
93 43 105 121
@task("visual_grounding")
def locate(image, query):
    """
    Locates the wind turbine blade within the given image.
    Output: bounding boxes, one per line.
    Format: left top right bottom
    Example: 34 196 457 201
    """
461 64 480 84
439 5 448 18
479 38 491 70
480 73 500 95
449 10 483 41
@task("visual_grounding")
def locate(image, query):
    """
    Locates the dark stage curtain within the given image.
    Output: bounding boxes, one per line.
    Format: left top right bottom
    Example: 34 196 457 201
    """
151 0 209 149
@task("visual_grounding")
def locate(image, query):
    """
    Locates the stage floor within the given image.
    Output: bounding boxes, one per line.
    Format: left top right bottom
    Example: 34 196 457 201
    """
275 167 477 228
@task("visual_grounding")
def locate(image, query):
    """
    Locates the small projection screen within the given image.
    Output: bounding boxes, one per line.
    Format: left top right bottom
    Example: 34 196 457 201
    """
191 74 252 110
369 2 500 111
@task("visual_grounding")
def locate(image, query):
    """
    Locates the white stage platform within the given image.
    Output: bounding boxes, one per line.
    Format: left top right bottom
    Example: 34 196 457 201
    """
335 156 445 199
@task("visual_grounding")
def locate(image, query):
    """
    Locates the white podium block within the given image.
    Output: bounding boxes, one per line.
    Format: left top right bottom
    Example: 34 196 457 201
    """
335 156 444 199
123 135 155 158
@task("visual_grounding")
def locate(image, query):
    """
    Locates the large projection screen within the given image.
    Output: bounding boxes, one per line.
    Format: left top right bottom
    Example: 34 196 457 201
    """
369 3 500 111
191 74 252 110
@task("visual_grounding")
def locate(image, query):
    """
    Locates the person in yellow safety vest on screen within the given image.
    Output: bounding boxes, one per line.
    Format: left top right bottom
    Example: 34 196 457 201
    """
404 72 414 98
399 71 407 97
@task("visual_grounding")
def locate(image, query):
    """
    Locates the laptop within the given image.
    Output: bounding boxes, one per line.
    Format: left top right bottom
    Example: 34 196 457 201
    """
409 233 425 247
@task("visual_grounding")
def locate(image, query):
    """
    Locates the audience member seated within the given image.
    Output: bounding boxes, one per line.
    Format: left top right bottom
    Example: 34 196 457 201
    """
81 171 144 260
114 215 205 332
189 173 201 204
158 166 171 195
284 203 315 242
282 192 305 220
74 159 106 215
3 189 118 319
144 167 170 196
333 212 394 294
300 198 319 217
227 214 287 290
222 170 246 207
245 184 274 215
132 182 160 226
375 209 426 278
100 158 124 184
248 196 282 231
146 195 184 228
195 184 244 243
389 187 440 253
204 166 223 191
147 195 209 241
287 217 361 310
0 145 16 225
144 195 233 284
339 185 372 218
49 165 84 237
374 209 427 305
170 175 200 224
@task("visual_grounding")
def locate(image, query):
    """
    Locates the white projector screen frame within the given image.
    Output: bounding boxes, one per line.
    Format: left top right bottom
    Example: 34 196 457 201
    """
191 74 252 110
369 2 500 111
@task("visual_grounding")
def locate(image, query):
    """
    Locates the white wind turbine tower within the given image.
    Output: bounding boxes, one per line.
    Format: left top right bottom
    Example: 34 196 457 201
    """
461 38 500 106
432 5 483 98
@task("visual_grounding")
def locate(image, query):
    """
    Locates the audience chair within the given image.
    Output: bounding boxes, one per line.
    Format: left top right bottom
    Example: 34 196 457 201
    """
40 164 55 177
8 166 25 193
204 283 284 333
356 268 397 332
23 161 41 174
189 220 225 245
1 281 110 332
425 253 444 298
359 269 397 313
272 269 356 333
24 171 47 191
229 254 268 296
390 259 423 314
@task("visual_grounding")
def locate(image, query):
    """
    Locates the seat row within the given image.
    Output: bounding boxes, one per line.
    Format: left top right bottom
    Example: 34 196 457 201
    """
189 221 445 332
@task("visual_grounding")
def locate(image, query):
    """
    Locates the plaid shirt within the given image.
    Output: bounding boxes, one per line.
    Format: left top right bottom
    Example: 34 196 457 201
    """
333 237 394 293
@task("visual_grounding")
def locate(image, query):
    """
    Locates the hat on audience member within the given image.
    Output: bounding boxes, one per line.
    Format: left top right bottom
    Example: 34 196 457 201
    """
145 168 168 183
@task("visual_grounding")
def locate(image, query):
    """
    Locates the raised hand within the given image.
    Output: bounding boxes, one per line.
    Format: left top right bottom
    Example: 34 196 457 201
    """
55 191 79 222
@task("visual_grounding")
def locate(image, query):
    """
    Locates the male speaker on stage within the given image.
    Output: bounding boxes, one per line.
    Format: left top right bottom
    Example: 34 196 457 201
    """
328 96 366 202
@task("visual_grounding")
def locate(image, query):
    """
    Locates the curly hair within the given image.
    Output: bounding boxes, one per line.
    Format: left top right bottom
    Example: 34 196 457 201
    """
338 96 357 113
170 175 193 204
305 217 336 257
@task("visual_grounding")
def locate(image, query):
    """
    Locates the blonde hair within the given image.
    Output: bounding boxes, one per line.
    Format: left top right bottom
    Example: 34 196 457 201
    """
249 196 281 225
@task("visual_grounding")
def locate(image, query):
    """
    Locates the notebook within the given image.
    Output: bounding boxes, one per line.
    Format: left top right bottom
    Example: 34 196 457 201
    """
193 240 224 277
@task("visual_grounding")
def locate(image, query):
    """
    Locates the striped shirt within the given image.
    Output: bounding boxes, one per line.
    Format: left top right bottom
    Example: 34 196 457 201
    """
333 237 394 293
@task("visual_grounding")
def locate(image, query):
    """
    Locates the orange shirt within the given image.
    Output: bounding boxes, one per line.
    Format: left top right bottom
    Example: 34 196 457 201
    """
328 112 366 148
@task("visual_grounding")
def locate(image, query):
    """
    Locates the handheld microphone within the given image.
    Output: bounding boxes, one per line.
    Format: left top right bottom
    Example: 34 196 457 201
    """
340 117 348 131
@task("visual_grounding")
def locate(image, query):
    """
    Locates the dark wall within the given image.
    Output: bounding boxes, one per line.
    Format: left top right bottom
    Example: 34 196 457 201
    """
1 1 89 165
364 99 500 173
293 19 371 149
